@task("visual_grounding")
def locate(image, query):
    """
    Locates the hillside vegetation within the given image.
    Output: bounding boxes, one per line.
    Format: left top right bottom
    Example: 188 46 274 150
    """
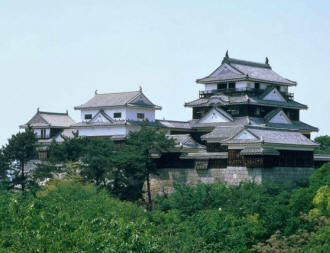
1 129 329 252
0 163 329 252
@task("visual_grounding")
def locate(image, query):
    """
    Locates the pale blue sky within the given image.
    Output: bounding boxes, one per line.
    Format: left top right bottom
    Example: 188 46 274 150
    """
1 0 330 146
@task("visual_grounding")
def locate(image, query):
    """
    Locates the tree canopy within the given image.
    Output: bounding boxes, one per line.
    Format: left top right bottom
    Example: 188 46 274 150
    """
113 126 174 207
315 135 330 154
0 162 329 252
2 126 37 191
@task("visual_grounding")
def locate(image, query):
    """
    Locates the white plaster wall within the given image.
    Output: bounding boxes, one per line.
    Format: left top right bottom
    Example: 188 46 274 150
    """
80 108 127 121
260 83 268 89
34 129 41 137
104 108 127 120
80 109 99 122
199 109 230 123
236 81 248 90
126 108 155 121
78 126 128 137
80 107 155 122
204 84 217 91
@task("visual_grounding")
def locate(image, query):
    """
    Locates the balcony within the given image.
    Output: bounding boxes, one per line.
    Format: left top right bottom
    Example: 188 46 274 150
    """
199 88 294 100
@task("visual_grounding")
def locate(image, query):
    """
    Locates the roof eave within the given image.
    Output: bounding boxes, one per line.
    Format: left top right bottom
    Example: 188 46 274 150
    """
196 77 297 86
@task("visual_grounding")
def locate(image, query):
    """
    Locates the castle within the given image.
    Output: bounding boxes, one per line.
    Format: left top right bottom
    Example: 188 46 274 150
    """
21 52 329 193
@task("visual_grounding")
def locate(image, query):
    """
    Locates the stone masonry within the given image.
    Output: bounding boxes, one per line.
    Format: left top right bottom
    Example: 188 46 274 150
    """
148 167 314 196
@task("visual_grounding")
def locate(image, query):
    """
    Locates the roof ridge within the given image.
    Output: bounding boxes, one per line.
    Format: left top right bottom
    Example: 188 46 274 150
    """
96 90 140 96
223 57 271 69
157 119 190 123
38 111 69 115
246 125 299 132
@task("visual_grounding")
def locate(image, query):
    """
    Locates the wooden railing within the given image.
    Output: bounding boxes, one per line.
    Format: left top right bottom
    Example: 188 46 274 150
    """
199 88 294 100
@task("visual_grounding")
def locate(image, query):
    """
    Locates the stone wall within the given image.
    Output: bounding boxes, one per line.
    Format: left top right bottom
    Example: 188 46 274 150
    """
148 166 314 196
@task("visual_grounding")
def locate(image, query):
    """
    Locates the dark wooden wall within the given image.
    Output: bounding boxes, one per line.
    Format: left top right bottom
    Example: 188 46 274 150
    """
228 149 314 168
206 143 227 152
228 149 245 167
155 153 194 169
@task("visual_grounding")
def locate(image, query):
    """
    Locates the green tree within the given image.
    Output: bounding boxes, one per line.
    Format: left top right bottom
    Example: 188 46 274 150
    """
315 135 330 154
114 125 174 209
81 138 115 186
48 131 89 162
0 148 10 189
310 185 330 217
3 126 37 191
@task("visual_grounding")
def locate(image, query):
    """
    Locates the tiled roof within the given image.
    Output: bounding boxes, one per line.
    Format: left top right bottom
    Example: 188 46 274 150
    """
185 94 307 109
222 127 318 146
266 121 318 132
22 111 75 128
75 90 160 109
248 128 318 146
240 147 280 156
180 152 228 159
201 126 243 140
197 54 296 86
157 120 191 129
72 120 127 128
190 116 250 129
314 154 330 161
72 120 160 128
167 134 205 150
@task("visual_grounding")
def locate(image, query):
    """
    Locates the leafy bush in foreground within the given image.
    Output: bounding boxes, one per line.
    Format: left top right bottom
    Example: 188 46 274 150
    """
0 162 329 252
0 180 160 253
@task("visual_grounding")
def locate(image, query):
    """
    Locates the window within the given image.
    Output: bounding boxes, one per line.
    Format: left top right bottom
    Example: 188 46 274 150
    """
255 82 260 89
114 112 121 118
255 107 261 116
217 83 227 90
84 114 92 120
228 82 235 89
137 113 145 119
41 129 46 139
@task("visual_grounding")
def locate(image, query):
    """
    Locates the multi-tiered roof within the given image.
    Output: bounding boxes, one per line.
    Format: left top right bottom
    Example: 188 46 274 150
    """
181 52 318 137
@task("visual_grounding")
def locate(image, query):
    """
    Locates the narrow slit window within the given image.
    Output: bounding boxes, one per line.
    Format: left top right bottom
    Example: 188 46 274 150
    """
114 112 122 118
137 113 145 119
228 82 236 89
84 114 92 120
217 83 227 90
41 129 46 139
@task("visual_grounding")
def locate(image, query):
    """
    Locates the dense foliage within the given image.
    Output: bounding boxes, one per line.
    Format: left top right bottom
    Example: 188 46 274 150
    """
1 126 37 191
0 163 329 252
42 126 174 204
1 129 329 251
113 126 174 207
315 135 330 154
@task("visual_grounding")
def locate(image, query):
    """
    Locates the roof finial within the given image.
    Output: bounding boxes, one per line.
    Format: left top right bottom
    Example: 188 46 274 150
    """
37 107 39 113
139 86 142 92
265 57 269 65
225 50 229 58
66 109 68 115
95 89 98 95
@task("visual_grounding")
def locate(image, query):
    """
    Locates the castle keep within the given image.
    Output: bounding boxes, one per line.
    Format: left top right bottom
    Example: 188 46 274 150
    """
21 52 327 193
